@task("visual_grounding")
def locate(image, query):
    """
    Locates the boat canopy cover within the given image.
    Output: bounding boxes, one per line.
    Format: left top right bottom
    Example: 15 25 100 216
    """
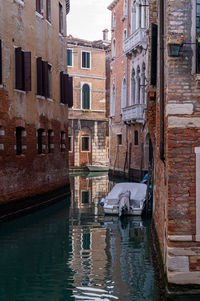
106 182 147 202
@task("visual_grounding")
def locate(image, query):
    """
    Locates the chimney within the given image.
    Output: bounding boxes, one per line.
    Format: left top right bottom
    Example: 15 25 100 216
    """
103 29 109 41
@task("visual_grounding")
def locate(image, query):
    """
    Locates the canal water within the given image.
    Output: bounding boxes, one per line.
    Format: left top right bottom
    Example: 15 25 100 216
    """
0 173 164 300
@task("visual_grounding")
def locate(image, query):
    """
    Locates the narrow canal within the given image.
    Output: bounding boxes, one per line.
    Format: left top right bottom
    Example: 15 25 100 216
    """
0 173 164 301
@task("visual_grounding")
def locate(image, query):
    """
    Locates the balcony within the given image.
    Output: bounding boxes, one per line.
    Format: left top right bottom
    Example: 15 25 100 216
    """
123 28 148 55
122 104 146 124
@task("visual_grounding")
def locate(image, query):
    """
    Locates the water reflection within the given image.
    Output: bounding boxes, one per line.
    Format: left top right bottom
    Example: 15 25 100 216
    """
0 172 161 301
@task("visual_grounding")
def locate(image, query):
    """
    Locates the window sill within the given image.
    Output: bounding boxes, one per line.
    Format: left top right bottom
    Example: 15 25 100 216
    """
194 74 200 88
14 89 26 94
47 98 53 102
16 154 25 158
59 33 64 38
60 103 66 106
36 95 45 100
14 0 24 7
46 19 52 26
35 11 44 19
0 84 3 89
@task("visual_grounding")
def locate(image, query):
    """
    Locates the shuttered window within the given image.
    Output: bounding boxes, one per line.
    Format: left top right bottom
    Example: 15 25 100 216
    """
0 39 2 85
134 130 139 145
82 51 90 69
60 71 73 107
48 129 53 153
15 47 31 91
150 23 158 86
36 57 51 97
82 84 90 109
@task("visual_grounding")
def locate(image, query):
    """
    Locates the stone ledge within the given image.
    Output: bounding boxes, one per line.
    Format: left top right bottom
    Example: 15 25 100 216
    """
166 104 193 116
168 117 200 128
168 271 200 285
168 235 193 241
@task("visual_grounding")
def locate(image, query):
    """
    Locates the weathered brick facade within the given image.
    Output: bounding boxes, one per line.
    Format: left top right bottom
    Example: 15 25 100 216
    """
0 0 70 206
67 36 110 167
147 0 200 286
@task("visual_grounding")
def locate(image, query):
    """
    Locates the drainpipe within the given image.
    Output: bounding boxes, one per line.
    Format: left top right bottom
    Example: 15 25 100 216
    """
125 0 129 174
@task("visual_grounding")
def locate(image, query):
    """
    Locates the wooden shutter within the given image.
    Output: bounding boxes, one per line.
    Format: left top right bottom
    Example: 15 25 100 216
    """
0 40 2 85
15 47 23 90
150 23 158 86
60 71 64 103
37 57 43 95
86 52 90 68
42 60 48 97
24 52 31 91
67 76 73 108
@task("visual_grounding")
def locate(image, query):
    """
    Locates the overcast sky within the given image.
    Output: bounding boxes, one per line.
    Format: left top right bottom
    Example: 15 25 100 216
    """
67 0 112 41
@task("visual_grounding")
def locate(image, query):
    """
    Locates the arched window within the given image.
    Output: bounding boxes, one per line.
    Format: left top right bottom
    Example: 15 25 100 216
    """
121 78 127 109
136 66 140 104
112 39 116 58
141 63 146 104
131 1 136 33
130 68 135 105
111 84 115 116
82 84 90 109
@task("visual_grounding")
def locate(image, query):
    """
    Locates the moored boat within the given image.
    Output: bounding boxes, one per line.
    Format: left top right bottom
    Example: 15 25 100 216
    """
100 182 147 216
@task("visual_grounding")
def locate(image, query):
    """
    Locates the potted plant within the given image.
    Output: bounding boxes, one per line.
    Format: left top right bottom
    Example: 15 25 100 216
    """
148 87 156 100
167 33 184 57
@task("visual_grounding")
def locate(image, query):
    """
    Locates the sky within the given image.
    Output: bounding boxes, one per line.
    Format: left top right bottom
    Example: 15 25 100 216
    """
67 0 112 41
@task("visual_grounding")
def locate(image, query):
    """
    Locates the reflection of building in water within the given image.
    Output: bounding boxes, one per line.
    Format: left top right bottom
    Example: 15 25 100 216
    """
70 174 109 212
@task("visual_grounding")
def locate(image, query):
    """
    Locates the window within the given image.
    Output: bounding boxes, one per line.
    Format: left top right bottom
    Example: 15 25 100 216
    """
134 130 139 145
68 136 72 152
123 0 127 17
67 49 73 66
59 3 63 34
60 71 73 106
82 136 90 151
112 39 116 58
131 3 136 34
111 84 115 116
15 48 31 91
36 0 43 14
82 191 89 204
121 78 127 109
60 131 66 152
197 0 200 73
82 83 90 109
136 66 140 104
123 29 127 41
37 128 44 154
117 134 122 146
82 51 90 69
16 127 24 155
46 0 51 22
48 129 53 153
113 12 116 29
150 23 158 85
130 69 136 105
0 39 2 85
36 57 51 98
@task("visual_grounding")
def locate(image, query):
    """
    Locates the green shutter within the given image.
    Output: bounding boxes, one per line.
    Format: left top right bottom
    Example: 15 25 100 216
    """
86 52 90 68
82 84 90 109
150 23 158 86
67 49 72 66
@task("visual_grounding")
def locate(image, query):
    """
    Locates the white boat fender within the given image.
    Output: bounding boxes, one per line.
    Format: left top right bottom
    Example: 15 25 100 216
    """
100 198 105 206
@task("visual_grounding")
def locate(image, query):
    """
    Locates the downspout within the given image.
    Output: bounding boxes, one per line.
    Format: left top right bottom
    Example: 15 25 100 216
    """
125 0 129 175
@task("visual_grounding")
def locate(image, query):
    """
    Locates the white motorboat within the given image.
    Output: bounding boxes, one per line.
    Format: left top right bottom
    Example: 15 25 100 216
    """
100 182 147 216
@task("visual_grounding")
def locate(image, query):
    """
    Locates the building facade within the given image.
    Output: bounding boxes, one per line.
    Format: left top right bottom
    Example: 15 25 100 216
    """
67 34 110 167
108 0 151 180
0 0 72 206
147 0 200 287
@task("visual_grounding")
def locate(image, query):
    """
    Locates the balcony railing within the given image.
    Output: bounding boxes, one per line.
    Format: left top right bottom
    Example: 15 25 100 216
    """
122 104 146 123
123 28 148 54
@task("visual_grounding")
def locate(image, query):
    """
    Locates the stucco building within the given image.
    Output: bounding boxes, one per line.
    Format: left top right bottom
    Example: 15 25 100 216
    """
108 0 151 180
147 0 200 288
0 0 72 209
67 33 110 167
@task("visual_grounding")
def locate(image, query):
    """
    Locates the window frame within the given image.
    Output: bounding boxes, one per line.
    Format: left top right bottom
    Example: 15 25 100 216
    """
16 127 24 156
36 0 43 15
67 48 73 67
81 82 91 110
59 2 64 34
81 51 91 69
37 128 44 154
46 0 51 22
134 130 139 146
116 134 122 146
47 129 53 153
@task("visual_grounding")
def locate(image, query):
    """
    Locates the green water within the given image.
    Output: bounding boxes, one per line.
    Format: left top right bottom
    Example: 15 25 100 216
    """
0 174 162 301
